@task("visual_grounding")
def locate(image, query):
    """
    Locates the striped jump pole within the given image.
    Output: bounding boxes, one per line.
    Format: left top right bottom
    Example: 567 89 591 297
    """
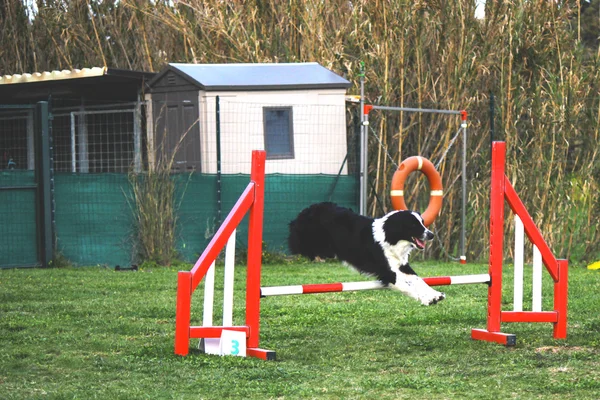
260 274 490 297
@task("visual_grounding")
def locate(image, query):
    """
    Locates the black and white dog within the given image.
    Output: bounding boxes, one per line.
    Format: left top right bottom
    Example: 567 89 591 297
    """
288 202 445 306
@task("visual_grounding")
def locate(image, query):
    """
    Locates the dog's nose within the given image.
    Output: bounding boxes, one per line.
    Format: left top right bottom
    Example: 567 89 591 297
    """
424 230 434 240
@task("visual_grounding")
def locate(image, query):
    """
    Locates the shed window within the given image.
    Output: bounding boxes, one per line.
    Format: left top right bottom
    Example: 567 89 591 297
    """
263 107 294 159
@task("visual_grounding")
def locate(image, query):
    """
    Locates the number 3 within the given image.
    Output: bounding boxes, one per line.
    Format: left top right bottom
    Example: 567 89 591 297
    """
230 339 240 356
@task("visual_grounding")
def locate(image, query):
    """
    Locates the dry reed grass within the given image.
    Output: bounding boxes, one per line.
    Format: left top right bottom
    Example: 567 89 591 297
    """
126 105 197 266
1 0 598 262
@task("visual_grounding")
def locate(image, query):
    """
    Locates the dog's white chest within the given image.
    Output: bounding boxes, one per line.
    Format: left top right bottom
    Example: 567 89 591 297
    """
372 214 414 267
380 241 413 267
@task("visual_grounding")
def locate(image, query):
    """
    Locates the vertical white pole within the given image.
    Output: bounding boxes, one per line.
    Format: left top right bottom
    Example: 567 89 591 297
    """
77 108 89 173
70 112 77 173
144 94 155 171
532 245 543 312
359 63 367 216
460 121 467 263
133 101 142 173
513 215 524 312
202 261 216 326
222 229 236 326
27 111 35 170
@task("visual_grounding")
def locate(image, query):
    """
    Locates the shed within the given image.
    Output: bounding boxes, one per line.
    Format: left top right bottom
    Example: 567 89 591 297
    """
147 62 352 174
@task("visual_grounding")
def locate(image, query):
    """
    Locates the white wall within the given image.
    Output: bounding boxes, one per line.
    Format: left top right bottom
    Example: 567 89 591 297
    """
198 89 348 175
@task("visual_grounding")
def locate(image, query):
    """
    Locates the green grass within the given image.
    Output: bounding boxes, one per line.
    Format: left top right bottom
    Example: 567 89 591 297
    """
1 261 599 399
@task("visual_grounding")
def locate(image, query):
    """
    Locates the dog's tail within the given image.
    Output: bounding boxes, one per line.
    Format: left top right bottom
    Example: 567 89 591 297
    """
288 202 337 260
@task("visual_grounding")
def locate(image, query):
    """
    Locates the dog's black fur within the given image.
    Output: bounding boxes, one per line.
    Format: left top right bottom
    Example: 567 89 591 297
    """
288 202 445 305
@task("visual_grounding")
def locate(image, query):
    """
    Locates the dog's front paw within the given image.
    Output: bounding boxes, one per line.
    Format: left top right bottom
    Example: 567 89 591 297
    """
420 291 445 306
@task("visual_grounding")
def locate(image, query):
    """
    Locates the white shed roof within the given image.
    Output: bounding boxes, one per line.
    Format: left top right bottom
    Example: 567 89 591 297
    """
150 62 351 91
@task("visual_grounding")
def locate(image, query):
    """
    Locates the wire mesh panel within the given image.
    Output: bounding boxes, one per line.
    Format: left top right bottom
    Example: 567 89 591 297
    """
53 108 141 173
203 99 351 175
0 108 38 267
0 112 34 172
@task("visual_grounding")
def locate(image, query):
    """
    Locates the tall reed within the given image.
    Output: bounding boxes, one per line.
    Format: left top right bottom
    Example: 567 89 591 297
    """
127 105 196 266
2 0 598 262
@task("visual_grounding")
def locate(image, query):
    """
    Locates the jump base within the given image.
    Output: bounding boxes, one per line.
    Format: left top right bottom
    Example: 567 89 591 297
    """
471 329 517 346
247 348 277 361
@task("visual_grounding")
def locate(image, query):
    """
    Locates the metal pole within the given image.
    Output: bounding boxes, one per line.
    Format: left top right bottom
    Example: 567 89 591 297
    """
216 96 222 226
47 96 56 259
70 112 76 173
461 111 468 264
133 99 142 173
77 102 89 173
370 105 462 116
36 101 53 267
359 62 367 216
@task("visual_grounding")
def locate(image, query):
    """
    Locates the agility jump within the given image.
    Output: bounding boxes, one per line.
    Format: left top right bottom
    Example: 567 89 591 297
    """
174 141 568 359
471 141 568 344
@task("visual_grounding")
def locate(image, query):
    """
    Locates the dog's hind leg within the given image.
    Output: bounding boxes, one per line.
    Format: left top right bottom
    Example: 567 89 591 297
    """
390 269 445 306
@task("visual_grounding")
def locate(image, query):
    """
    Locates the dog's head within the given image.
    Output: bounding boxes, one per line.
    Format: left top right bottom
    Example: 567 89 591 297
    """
376 210 434 250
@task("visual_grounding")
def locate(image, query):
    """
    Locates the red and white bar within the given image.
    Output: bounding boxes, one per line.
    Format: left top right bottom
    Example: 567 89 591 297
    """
424 274 490 286
261 281 384 297
260 274 490 297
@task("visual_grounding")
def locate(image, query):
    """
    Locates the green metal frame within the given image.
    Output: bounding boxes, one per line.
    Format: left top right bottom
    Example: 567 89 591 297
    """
35 101 54 267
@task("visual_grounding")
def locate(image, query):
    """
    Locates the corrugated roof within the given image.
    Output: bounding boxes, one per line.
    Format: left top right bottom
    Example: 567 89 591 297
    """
0 67 107 85
152 62 351 91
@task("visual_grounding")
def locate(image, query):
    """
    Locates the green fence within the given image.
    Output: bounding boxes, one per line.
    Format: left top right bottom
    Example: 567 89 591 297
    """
0 171 38 267
2 99 358 268
52 172 357 266
54 173 133 267
177 173 358 261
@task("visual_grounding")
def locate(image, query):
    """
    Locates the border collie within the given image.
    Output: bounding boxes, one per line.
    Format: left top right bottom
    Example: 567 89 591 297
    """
288 202 445 306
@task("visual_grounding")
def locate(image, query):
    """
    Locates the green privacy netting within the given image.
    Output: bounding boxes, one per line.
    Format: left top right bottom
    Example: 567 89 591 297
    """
29 172 358 267
176 174 358 262
53 173 134 267
0 171 38 267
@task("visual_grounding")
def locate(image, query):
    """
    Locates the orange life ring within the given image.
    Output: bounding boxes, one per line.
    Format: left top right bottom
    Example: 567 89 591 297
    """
390 156 443 227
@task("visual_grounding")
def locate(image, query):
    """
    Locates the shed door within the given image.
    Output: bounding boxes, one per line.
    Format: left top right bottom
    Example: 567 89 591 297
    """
152 91 201 172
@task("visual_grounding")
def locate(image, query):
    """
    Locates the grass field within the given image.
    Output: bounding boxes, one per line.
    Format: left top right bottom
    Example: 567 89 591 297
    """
1 261 599 399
